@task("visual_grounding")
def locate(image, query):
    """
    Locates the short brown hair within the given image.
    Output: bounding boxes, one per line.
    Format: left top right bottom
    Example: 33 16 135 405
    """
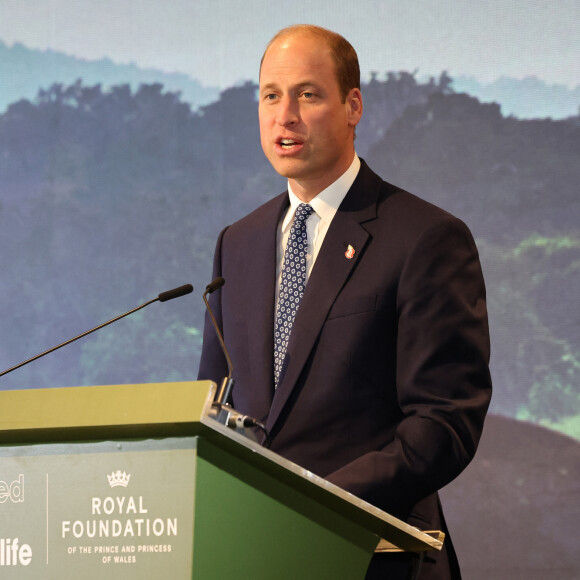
260 24 360 102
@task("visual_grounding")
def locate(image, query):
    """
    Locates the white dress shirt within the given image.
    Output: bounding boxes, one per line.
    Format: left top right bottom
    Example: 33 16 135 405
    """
276 155 361 297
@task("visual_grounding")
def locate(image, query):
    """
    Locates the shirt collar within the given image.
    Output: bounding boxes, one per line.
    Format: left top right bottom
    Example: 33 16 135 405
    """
283 154 361 231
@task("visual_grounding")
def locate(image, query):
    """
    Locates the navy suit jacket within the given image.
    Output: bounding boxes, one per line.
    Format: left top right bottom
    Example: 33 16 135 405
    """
198 160 492 579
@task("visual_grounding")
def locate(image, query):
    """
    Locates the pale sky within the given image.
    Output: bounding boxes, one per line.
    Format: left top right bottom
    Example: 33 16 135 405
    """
1 0 578 88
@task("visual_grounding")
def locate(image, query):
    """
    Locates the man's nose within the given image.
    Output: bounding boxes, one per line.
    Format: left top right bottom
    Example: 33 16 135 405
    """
276 97 299 126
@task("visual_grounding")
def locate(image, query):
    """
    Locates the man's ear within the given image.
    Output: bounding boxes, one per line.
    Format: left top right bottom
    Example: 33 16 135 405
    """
346 88 363 128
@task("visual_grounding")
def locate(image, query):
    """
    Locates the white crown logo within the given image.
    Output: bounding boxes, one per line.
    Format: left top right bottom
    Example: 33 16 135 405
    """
107 470 131 488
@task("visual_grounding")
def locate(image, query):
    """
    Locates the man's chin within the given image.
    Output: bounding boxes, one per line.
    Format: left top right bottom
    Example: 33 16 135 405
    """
268 157 308 180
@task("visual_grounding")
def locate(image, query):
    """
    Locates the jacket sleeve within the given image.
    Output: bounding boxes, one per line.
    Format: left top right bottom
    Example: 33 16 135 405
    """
324 217 492 517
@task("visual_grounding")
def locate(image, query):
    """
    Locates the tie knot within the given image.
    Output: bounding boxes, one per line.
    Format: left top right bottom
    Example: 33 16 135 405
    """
294 203 314 224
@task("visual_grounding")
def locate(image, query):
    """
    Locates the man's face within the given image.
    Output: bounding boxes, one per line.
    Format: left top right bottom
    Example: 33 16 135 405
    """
258 33 362 201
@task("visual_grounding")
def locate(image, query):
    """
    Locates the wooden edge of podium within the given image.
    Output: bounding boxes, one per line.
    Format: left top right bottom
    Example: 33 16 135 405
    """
199 411 445 554
0 381 445 554
375 531 446 553
0 381 215 443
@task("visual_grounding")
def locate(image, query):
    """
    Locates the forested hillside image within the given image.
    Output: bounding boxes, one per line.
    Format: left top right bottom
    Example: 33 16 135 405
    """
2 75 579 439
1 71 579 579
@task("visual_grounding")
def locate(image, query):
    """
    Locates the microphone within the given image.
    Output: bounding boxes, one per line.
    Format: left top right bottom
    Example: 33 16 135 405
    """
202 277 269 441
158 284 194 302
202 277 234 406
0 284 194 378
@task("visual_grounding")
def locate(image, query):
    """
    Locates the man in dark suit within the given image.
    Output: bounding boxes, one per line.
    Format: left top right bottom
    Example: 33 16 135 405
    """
198 24 491 580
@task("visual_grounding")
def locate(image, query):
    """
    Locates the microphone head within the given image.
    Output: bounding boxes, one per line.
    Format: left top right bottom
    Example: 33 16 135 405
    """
158 284 194 302
205 277 225 294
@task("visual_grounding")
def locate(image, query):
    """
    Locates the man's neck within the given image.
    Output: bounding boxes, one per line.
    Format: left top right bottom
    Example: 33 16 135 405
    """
288 154 359 203
288 179 328 203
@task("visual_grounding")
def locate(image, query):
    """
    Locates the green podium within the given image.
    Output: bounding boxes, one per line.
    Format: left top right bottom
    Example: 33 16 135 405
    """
0 382 442 579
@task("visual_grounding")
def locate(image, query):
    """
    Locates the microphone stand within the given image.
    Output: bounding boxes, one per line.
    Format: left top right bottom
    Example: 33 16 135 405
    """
202 277 269 442
202 277 234 407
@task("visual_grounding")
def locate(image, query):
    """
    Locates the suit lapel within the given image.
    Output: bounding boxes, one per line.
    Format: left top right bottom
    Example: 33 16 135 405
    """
266 162 381 433
243 193 289 416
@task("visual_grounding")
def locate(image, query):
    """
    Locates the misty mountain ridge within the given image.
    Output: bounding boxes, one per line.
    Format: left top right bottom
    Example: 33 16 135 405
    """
0 40 220 113
453 74 580 119
1 39 578 120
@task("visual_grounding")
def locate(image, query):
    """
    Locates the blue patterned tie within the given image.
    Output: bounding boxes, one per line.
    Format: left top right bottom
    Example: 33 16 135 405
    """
274 203 314 387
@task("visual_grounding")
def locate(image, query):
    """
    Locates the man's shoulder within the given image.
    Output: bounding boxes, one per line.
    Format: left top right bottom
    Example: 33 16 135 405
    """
357 160 462 224
221 190 288 242
242 190 287 221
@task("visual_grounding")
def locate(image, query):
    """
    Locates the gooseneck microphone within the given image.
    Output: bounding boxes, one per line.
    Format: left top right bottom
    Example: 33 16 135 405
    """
202 277 234 406
202 277 268 439
157 284 194 302
0 284 194 378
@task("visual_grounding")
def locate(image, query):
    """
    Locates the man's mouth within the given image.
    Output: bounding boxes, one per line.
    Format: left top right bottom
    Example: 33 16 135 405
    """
280 138 299 149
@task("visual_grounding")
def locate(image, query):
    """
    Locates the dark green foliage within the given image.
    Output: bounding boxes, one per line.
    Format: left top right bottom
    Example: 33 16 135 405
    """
0 77 578 431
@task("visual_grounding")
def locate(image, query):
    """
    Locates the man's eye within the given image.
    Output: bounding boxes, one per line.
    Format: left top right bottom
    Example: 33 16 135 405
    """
303 92 314 98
